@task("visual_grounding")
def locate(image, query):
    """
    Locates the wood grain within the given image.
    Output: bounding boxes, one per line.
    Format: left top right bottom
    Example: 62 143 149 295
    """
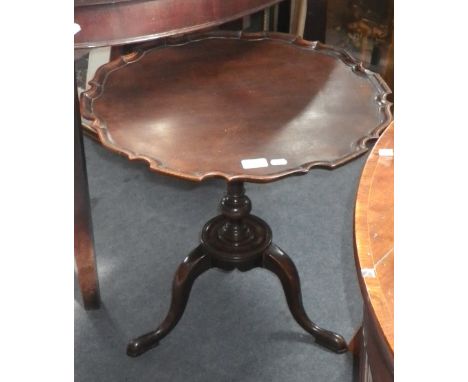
354 121 394 380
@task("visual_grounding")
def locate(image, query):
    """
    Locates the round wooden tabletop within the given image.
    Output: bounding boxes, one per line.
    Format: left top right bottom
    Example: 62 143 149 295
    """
354 121 394 355
81 31 392 183
74 0 282 48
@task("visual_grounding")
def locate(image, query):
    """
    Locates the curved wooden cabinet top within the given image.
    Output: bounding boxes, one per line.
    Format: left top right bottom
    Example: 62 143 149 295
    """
354 122 394 354
74 0 283 48
81 31 392 183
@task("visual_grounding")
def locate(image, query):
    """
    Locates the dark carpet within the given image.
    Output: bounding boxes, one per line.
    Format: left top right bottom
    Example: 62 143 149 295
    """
75 137 366 382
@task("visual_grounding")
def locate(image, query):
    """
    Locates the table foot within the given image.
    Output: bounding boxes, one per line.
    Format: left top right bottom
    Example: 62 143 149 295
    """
127 182 347 357
262 244 348 354
127 245 211 357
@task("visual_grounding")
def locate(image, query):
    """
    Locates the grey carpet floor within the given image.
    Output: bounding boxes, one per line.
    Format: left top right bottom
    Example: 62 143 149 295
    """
75 137 367 382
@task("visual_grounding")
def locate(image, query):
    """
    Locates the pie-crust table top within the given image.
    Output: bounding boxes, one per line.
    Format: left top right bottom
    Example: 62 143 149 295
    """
82 31 392 182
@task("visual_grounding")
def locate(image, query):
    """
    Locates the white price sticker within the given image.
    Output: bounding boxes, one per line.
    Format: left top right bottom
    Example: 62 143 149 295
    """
270 158 287 166
241 158 269 169
378 148 394 157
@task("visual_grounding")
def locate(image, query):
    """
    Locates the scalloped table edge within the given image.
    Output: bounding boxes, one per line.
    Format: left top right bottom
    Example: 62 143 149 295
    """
81 30 393 183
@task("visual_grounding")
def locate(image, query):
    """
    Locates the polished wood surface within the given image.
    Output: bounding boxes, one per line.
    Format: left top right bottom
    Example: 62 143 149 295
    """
81 31 392 183
354 121 394 380
75 75 100 310
74 0 283 48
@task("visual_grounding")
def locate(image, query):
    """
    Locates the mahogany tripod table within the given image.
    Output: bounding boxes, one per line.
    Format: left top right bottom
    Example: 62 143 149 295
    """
81 31 392 357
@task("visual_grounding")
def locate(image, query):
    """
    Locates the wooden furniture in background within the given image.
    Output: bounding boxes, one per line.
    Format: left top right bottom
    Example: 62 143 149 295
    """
75 76 100 310
354 122 394 381
289 0 307 36
74 0 284 48
81 31 392 356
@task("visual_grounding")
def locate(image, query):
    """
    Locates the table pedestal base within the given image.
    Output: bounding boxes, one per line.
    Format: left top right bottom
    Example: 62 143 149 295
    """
127 182 347 357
